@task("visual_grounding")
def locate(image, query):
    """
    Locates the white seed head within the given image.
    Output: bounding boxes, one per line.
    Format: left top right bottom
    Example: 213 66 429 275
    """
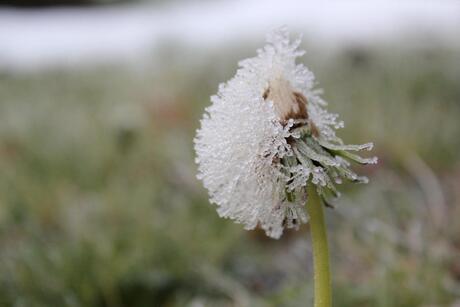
194 27 376 239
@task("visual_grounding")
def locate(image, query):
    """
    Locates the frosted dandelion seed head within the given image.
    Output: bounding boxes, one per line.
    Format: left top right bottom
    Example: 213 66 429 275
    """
194 27 377 239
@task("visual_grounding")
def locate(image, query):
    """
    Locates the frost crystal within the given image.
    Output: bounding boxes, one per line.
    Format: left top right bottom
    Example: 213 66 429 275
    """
194 28 377 239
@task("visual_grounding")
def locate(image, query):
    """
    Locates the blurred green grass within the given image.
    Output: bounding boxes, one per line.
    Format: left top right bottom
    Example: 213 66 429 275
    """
0 44 459 306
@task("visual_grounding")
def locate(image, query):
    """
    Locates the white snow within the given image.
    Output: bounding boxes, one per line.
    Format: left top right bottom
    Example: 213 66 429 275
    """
0 0 459 70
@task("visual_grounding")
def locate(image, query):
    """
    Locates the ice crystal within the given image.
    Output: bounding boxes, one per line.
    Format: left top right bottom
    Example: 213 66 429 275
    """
194 27 377 239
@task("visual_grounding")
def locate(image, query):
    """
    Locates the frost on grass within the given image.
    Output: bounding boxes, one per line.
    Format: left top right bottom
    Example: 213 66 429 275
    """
194 28 377 239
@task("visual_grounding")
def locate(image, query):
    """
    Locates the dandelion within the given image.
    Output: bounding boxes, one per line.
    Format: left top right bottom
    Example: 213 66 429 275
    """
194 28 376 307
195 28 376 238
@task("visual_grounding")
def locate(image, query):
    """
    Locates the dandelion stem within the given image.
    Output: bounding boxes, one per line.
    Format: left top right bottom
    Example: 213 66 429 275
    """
307 186 332 307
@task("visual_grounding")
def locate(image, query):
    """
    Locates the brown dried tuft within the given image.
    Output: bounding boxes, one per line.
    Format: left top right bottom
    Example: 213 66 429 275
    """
263 76 319 136
263 77 308 121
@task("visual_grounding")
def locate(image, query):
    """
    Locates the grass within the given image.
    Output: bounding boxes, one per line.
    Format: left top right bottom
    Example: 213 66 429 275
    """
0 43 459 306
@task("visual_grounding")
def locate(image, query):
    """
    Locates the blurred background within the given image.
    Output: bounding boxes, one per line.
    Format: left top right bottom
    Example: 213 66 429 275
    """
1 0 460 306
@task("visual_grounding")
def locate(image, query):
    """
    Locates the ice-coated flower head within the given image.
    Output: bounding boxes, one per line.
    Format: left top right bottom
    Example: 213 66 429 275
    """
194 28 377 239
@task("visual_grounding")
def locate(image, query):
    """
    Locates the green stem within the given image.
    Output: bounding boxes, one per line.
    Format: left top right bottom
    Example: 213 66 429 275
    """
307 186 332 307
